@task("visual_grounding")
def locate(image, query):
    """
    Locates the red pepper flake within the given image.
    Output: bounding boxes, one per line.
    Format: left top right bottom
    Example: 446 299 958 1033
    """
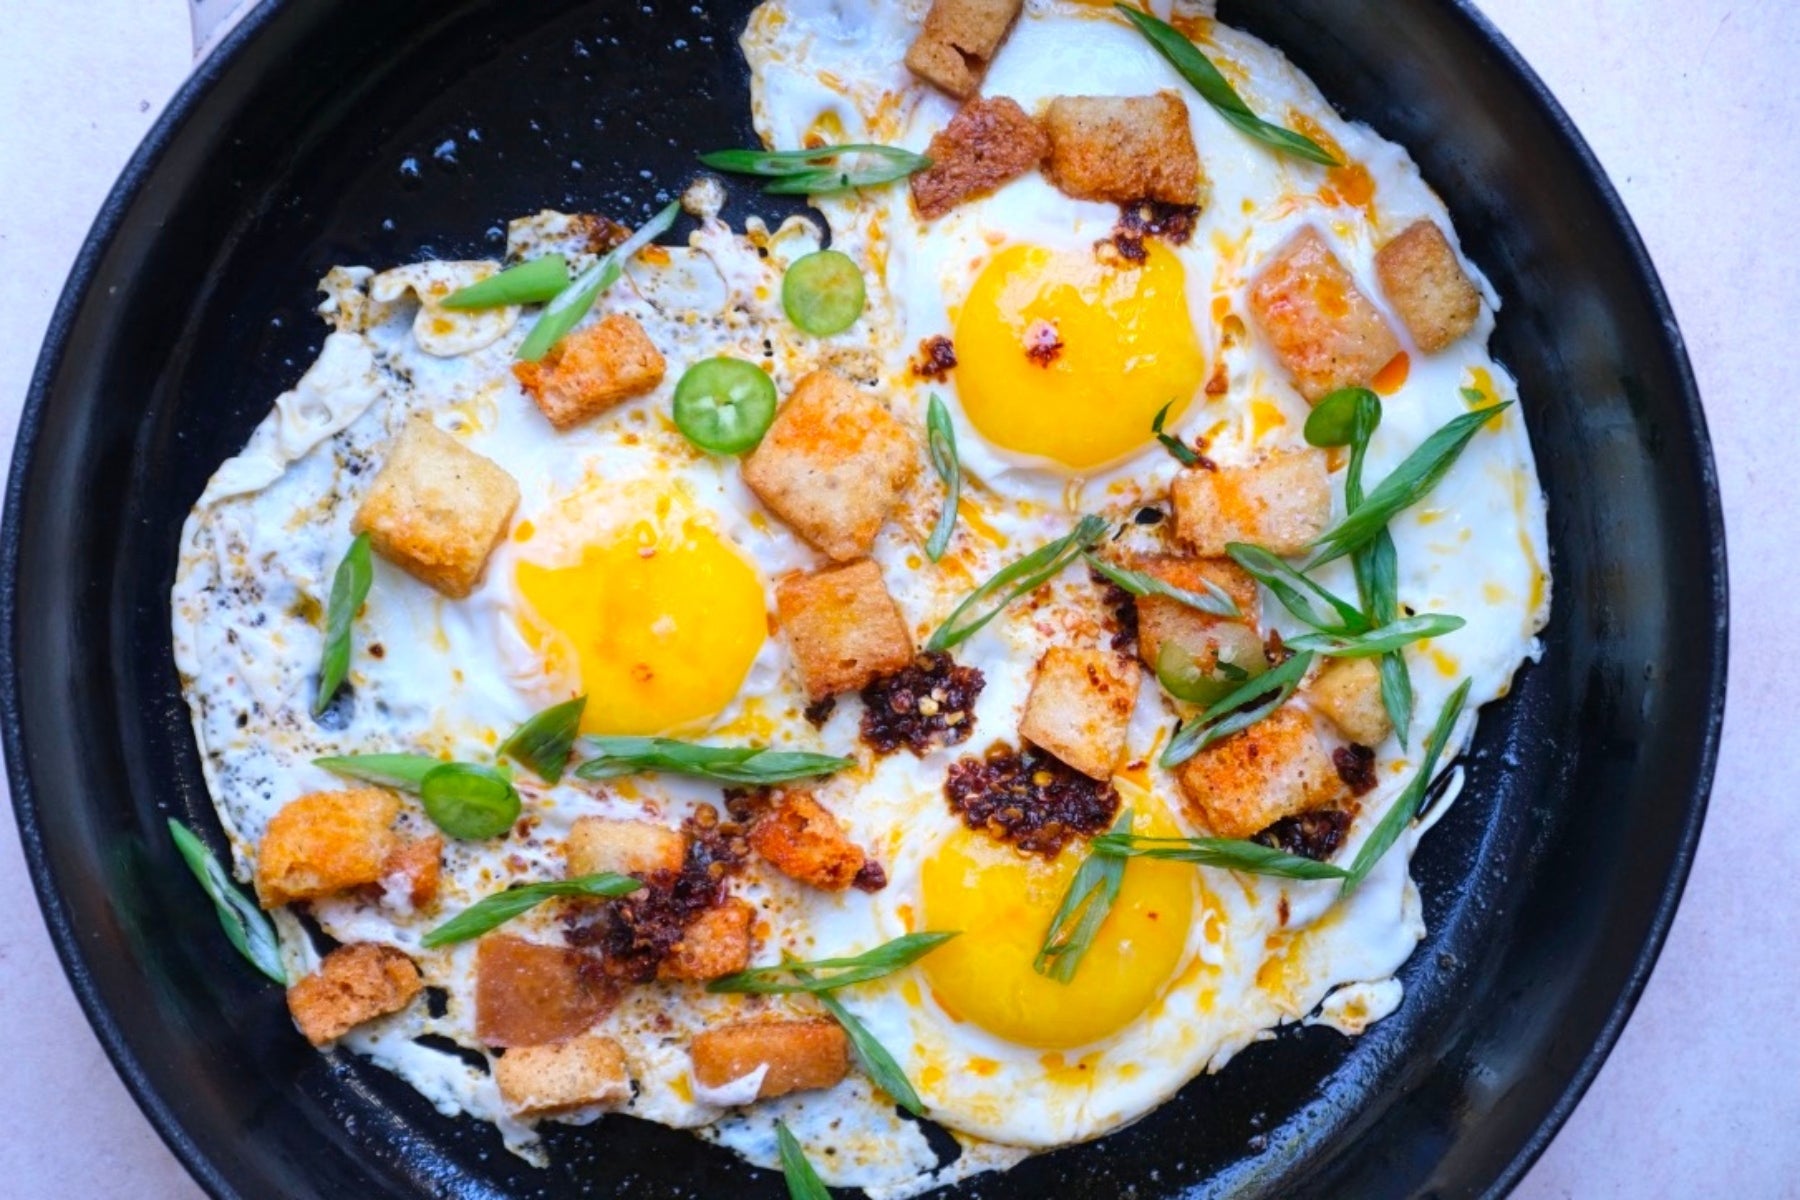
1252 809 1352 863
860 652 986 756
1102 199 1201 264
802 695 837 728
944 743 1120 857
852 860 888 892
1024 319 1063 367
912 335 958 381
1332 744 1378 796
1089 567 1139 654
563 805 749 983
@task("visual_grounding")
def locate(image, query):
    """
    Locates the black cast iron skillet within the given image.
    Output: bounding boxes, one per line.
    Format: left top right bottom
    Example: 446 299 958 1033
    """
1 1 1726 1196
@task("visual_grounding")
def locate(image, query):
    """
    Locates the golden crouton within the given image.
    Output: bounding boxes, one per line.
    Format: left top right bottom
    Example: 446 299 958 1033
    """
378 835 443 912
287 943 421 1046
512 312 666 430
564 816 687 879
912 96 1049 220
690 1018 850 1100
255 788 400 907
1375 220 1482 353
742 371 918 562
1129 555 1261 672
1170 450 1331 557
658 899 755 982
1175 705 1343 839
904 0 1023 99
749 794 868 891
1018 648 1141 781
475 934 610 1047
494 1036 632 1117
1248 227 1402 402
1307 656 1392 746
774 560 915 701
351 418 520 599
1043 92 1204 206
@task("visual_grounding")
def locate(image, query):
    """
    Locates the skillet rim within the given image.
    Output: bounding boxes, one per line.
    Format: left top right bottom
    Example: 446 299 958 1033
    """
0 1 1727 1197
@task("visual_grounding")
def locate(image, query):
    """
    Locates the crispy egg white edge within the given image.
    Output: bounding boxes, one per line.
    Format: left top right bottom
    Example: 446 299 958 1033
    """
169 1 1549 1194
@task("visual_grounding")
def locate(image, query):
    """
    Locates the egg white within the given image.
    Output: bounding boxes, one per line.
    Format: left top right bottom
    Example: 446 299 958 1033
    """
171 0 1549 1194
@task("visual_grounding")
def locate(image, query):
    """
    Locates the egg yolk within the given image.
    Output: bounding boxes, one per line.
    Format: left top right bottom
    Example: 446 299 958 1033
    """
953 241 1206 470
515 519 766 735
919 812 1195 1049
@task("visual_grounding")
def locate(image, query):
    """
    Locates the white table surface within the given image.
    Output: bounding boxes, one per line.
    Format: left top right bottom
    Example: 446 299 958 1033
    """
1 1 1794 1196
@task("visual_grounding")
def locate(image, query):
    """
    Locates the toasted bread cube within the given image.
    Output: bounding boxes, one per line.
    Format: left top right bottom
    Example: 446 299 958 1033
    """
378 835 443 913
1130 555 1261 670
1175 705 1342 839
1307 657 1392 746
1018 648 1141 781
690 1018 850 1100
1375 220 1482 353
658 899 755 982
1248 227 1402 402
912 96 1049 220
512 312 666 430
255 788 400 907
564 816 687 879
742 371 918 562
749 794 868 891
1170 451 1330 557
904 0 1022 98
351 418 520 599
475 934 611 1047
774 560 915 701
287 943 422 1046
494 1036 632 1117
1043 92 1204 206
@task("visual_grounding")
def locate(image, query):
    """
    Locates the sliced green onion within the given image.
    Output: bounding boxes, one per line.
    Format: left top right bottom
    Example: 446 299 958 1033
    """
1225 542 1368 633
775 1121 832 1200
671 357 778 455
421 872 642 949
1034 808 1133 984
313 752 444 791
782 249 866 335
803 974 925 1116
1159 649 1315 769
1093 833 1350 881
707 931 959 996
168 819 286 984
1115 6 1341 167
926 515 1108 652
313 533 372 715
1084 552 1240 619
516 200 679 362
1284 614 1466 657
499 696 586 784
420 762 520 840
924 394 960 562
441 255 571 309
1305 387 1416 743
575 737 852 786
699 144 931 195
1341 678 1472 892
1151 400 1199 466
1306 403 1512 567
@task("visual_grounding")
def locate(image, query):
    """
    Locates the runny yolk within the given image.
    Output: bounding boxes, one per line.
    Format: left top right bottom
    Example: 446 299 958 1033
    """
514 519 766 735
919 806 1194 1049
952 241 1206 471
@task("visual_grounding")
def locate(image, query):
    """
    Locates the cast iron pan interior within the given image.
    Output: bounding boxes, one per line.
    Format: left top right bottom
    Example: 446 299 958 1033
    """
2 0 1725 1197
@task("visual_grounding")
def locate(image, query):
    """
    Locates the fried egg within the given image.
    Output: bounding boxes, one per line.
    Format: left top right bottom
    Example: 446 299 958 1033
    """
172 1 1549 1195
